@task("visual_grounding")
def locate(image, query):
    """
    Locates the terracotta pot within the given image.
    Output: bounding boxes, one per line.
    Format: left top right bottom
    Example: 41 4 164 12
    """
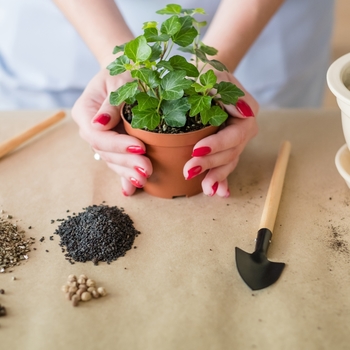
121 108 219 199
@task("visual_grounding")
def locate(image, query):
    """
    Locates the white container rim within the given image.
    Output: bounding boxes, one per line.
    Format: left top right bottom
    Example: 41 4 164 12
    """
327 53 350 105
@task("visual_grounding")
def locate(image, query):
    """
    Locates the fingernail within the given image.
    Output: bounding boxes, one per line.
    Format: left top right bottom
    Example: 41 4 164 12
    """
130 177 143 188
122 189 129 197
236 99 254 117
224 188 230 198
192 146 211 157
127 146 146 154
93 113 111 125
187 166 202 180
210 182 218 196
135 166 148 178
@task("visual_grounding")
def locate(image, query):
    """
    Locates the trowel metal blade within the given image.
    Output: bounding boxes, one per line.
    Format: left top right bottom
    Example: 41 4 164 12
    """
235 247 285 290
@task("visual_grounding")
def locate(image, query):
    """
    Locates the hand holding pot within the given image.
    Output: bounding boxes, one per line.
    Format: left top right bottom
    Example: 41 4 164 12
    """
184 72 259 197
71 68 153 196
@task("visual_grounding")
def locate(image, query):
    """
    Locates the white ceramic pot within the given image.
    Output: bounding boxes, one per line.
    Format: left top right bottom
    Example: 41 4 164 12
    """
327 53 350 188
327 53 350 148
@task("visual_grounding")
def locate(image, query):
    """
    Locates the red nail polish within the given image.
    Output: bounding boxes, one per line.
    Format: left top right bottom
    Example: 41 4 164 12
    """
93 113 111 125
122 189 129 196
127 146 146 154
224 188 230 198
236 99 254 117
211 182 218 196
187 165 202 180
135 166 148 178
130 177 143 188
192 146 211 157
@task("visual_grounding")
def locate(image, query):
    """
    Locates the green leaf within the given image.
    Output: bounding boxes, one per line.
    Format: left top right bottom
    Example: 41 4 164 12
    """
183 86 197 96
215 82 245 105
161 98 190 127
156 4 182 15
177 46 195 55
161 70 192 100
180 7 205 16
195 20 207 28
135 92 159 110
144 28 170 42
157 61 174 72
131 105 160 130
199 70 217 89
112 44 125 54
192 7 206 15
172 16 198 47
142 21 158 30
161 15 181 36
109 81 138 106
208 59 228 72
191 82 207 94
131 68 160 88
201 105 228 126
199 42 218 56
169 55 199 77
124 35 152 62
188 94 212 116
149 43 163 61
195 48 209 63
107 55 129 75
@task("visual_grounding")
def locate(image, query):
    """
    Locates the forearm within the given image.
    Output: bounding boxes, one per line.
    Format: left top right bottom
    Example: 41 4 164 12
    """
203 0 285 72
53 0 134 67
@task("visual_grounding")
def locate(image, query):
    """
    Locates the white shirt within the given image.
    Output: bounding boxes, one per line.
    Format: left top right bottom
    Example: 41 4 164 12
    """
0 0 334 110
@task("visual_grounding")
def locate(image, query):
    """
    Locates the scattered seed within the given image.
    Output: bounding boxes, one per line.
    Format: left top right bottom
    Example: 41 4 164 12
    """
97 287 107 297
0 305 6 317
81 292 92 302
72 294 80 307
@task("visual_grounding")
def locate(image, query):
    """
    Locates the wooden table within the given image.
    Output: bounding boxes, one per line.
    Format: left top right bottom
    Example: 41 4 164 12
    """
1 109 350 350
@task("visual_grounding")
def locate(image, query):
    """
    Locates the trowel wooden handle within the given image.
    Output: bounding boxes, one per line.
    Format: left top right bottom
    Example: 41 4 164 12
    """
0 111 66 159
259 140 291 232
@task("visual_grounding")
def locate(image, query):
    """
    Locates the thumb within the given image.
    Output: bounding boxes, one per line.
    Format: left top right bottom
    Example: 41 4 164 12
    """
91 97 122 130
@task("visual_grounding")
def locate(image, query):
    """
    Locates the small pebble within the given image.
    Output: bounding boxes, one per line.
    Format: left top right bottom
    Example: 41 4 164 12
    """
81 291 92 302
72 295 80 307
97 287 107 297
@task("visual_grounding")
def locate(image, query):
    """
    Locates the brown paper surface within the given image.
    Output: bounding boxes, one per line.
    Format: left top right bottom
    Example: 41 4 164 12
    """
1 109 350 350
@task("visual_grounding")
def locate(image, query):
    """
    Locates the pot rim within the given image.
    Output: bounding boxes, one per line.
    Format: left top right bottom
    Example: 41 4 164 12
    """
327 52 350 105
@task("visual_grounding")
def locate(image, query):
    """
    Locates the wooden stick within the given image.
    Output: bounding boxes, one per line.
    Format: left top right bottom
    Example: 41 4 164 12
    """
0 110 66 159
259 140 291 232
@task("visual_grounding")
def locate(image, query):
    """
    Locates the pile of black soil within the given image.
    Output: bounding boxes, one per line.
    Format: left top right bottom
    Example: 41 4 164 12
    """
54 204 140 265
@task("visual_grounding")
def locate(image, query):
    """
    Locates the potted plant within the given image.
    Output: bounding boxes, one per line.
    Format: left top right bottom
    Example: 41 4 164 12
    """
107 3 244 198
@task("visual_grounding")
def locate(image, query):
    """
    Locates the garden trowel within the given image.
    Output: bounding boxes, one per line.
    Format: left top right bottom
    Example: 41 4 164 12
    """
235 141 291 290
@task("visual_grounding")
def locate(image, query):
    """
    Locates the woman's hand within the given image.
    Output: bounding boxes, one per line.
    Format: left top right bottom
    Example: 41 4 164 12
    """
183 71 259 197
71 68 153 196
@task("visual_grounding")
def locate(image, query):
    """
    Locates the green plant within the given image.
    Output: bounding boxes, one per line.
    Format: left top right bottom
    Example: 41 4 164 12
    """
107 3 244 132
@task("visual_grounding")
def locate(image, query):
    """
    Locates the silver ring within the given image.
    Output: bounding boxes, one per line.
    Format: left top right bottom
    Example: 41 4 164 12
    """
91 146 101 161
